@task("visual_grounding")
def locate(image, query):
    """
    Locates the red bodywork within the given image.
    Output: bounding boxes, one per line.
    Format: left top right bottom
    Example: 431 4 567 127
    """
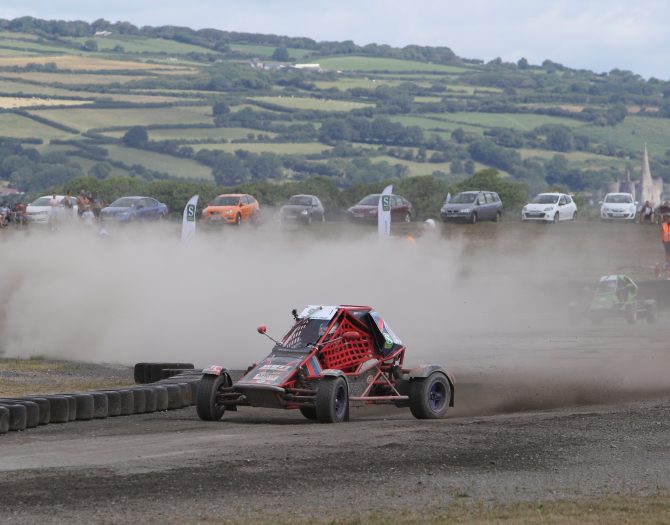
199 305 454 421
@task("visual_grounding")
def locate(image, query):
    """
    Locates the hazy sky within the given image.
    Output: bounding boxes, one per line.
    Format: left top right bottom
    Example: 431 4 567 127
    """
1 0 668 79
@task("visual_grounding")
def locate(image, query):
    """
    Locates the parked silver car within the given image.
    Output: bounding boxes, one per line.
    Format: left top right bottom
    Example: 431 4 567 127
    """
440 191 503 224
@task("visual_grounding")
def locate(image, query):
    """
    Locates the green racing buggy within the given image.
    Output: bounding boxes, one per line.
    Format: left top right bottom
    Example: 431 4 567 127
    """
572 274 659 325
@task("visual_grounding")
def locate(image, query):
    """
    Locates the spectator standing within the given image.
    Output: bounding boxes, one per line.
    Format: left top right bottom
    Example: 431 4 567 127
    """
81 205 96 227
91 194 104 218
49 193 59 231
657 200 670 223
0 201 9 227
61 190 74 221
640 200 654 223
12 202 26 227
662 214 670 262
76 189 90 217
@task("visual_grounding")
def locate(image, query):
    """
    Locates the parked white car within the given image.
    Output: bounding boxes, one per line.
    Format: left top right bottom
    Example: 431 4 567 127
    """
521 192 577 222
26 195 78 224
600 192 637 221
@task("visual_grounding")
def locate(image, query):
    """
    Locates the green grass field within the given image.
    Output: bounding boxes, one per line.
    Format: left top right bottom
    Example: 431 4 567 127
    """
0 78 85 97
250 95 372 111
186 141 331 155
102 126 274 141
317 56 472 73
438 111 584 130
390 115 486 136
30 105 213 132
104 144 213 180
371 155 452 176
0 112 77 140
0 36 74 54
67 36 212 55
229 43 312 60
581 115 670 157
0 71 150 85
519 148 626 168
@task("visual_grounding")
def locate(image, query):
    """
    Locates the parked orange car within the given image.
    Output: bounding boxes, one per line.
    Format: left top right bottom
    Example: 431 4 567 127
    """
201 194 260 225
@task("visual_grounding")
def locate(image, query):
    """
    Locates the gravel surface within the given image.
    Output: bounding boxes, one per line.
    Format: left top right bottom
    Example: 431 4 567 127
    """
0 393 669 524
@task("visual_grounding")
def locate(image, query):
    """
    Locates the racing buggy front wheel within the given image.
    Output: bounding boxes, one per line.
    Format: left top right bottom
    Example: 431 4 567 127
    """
409 372 451 419
315 377 349 423
196 374 228 421
299 406 317 420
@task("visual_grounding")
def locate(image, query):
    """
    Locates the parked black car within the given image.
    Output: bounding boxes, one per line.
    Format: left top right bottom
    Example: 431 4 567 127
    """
440 191 503 224
279 194 325 224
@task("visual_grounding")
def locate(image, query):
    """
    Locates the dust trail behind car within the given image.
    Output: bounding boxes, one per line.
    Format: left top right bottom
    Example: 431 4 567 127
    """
0 220 668 416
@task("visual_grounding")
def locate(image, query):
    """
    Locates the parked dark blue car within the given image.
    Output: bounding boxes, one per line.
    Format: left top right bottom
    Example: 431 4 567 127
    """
100 196 168 223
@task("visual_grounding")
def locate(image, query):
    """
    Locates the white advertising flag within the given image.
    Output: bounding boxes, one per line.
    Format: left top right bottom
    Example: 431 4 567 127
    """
181 194 199 242
378 184 393 238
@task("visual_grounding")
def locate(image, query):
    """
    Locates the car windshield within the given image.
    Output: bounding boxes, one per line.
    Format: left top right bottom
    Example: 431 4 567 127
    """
532 194 559 204
277 318 330 352
109 197 139 208
605 194 633 204
288 196 312 206
358 195 380 206
451 193 477 204
596 279 618 294
211 196 240 206
30 197 53 206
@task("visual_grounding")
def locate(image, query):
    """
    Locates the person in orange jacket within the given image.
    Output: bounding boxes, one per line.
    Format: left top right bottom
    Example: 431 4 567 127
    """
661 214 670 262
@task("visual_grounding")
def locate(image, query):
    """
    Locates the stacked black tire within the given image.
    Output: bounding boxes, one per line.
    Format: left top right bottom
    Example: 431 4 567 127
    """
0 363 201 435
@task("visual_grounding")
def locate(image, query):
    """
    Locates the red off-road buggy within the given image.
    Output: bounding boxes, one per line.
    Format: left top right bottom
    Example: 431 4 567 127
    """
197 305 455 423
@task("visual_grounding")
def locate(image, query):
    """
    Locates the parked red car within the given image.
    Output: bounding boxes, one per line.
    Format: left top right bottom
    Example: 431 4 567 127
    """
346 194 412 223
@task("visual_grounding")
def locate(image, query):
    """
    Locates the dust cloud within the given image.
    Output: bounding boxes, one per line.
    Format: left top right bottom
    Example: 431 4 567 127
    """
1 219 669 416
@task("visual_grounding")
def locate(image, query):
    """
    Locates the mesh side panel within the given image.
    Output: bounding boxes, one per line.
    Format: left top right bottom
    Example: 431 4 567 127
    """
320 317 374 372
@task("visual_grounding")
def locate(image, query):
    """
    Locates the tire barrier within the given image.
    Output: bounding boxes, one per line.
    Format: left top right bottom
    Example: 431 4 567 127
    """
130 388 147 414
142 387 158 413
118 390 134 416
65 395 76 421
90 392 109 419
188 381 199 403
101 391 121 417
45 396 70 423
154 386 169 411
70 394 94 421
1 403 27 431
0 399 39 429
23 397 51 425
0 368 202 434
134 362 195 384
0 406 9 434
165 384 183 410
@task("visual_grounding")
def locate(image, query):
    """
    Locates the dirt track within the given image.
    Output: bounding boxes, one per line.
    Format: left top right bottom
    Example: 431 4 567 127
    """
1 220 670 523
0 397 669 524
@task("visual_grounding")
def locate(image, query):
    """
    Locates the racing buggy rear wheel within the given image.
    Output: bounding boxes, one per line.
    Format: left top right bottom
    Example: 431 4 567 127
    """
625 305 637 325
315 377 349 423
646 304 659 323
409 372 451 419
196 374 228 421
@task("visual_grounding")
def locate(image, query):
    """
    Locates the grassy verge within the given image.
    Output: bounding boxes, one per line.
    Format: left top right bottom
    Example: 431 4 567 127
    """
196 492 670 524
0 357 134 397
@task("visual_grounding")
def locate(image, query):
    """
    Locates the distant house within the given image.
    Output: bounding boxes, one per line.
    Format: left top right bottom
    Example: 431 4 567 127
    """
248 59 286 71
292 63 322 72
94 31 112 37
0 187 21 197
